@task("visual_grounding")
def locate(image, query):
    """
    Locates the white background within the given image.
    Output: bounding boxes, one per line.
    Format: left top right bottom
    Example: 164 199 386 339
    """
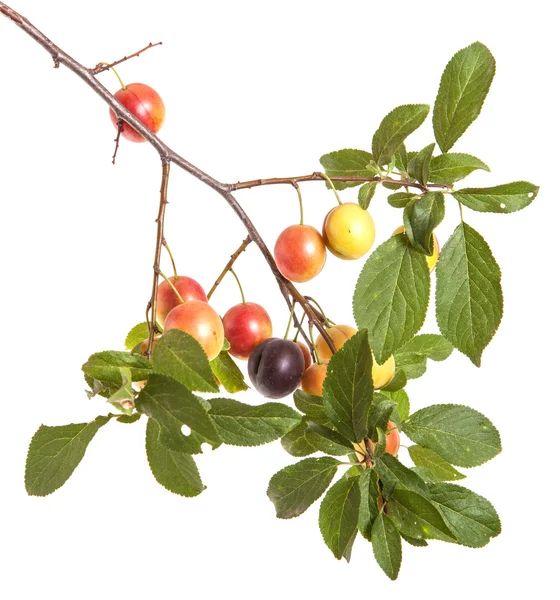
0 0 558 597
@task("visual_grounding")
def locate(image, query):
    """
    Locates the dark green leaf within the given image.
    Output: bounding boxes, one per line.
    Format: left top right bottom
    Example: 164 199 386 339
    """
428 482 501 547
281 420 317 457
25 415 112 496
388 489 456 542
145 418 205 497
135 374 221 454
358 469 380 540
210 351 249 393
375 454 430 498
319 149 375 190
153 330 218 393
401 533 428 547
372 513 402 580
353 235 430 363
208 398 300 447
436 222 502 366
368 394 396 439
305 422 354 456
387 192 419 208
319 475 361 560
429 153 490 184
372 104 430 166
117 413 142 424
267 457 341 519
358 181 377 209
379 369 407 392
407 143 435 186
293 390 330 426
433 42 496 152
408 446 466 481
125 322 150 351
453 181 539 213
395 143 408 172
403 404 501 467
403 192 445 255
82 351 152 385
323 330 374 442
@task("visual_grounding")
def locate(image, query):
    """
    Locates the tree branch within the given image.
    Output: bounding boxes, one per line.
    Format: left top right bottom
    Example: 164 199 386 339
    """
207 236 252 300
0 1 336 355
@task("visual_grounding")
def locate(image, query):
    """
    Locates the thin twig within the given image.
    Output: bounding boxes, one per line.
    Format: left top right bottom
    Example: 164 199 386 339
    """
92 42 163 74
146 160 171 358
230 172 448 194
111 120 123 164
207 236 252 300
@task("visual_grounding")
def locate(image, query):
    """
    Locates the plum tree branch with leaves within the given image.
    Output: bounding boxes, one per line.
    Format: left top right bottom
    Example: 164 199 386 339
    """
2 1 540 581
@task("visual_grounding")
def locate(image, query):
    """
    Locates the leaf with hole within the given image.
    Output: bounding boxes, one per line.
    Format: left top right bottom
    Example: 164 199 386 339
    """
452 181 539 213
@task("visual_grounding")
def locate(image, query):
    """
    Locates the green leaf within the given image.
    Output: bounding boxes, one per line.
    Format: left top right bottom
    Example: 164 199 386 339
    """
210 351 249 393
353 234 431 363
135 374 221 454
372 104 430 167
428 482 501 547
319 475 361 560
401 533 428 547
452 182 539 213
84 376 120 400
388 489 456 542
145 418 205 497
358 181 377 210
358 469 380 540
408 446 466 482
222 338 231 352
105 367 136 414
117 413 142 424
433 42 496 152
394 143 408 172
394 334 454 380
435 222 502 366
429 153 490 184
375 454 430 498
323 329 374 442
125 322 150 351
368 394 396 439
293 390 330 425
267 457 341 519
412 466 441 483
82 351 152 384
208 398 300 447
387 192 419 208
319 149 375 190
371 513 402 580
305 422 354 456
382 389 410 422
403 404 501 467
403 192 445 255
379 369 407 392
407 143 435 186
153 329 218 393
281 420 317 457
25 415 112 496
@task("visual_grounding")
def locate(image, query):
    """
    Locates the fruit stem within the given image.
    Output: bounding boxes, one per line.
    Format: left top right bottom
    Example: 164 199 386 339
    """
458 200 464 222
317 173 342 206
157 269 185 304
98 62 127 90
305 296 335 327
284 301 296 340
162 239 178 279
292 181 304 225
308 323 321 364
229 268 246 304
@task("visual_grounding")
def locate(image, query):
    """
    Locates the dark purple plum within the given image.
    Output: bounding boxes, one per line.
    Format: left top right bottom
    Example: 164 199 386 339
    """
248 338 305 399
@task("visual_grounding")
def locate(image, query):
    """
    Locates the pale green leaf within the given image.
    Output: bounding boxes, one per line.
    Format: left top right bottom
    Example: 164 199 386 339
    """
453 182 539 213
125 322 150 351
319 149 375 190
210 351 249 393
82 351 152 384
408 445 466 481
